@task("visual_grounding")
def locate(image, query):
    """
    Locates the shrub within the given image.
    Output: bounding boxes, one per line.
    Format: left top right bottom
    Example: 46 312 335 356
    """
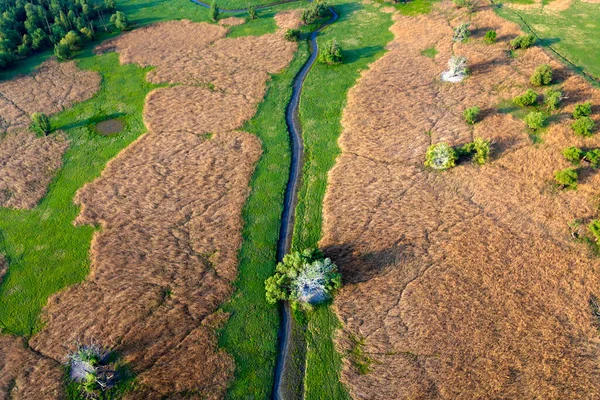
31 112 51 134
544 88 562 111
472 137 491 165
572 116 595 137
284 29 301 42
524 111 546 130
590 220 600 241
464 106 481 124
510 34 536 49
264 248 342 305
209 1 219 22
54 43 71 60
530 64 552 86
79 27 94 41
585 149 600 168
573 101 593 119
424 142 458 170
318 39 343 65
110 11 129 30
513 89 537 107
248 6 257 20
562 146 583 164
453 23 471 42
484 30 497 44
59 31 82 52
554 168 578 190
301 0 329 25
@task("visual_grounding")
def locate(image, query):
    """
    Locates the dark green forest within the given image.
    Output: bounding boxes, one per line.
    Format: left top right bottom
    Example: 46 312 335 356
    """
0 0 119 68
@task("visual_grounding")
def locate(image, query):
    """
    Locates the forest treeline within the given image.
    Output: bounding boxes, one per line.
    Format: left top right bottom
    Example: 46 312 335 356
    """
0 0 120 68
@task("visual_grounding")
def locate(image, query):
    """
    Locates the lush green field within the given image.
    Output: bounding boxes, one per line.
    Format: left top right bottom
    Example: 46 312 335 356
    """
219 43 309 399
496 0 600 81
291 1 394 397
0 52 159 335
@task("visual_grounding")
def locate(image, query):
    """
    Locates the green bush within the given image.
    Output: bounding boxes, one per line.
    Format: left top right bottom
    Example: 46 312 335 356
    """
54 43 71 60
80 27 94 41
248 6 257 20
284 29 301 42
585 149 600 168
484 30 497 44
562 146 583 164
514 89 537 107
530 64 553 86
424 142 458 170
453 23 470 43
589 220 600 241
318 39 343 65
554 168 578 190
264 248 342 305
301 0 329 25
544 88 562 111
463 106 481 125
510 34 536 49
573 101 593 119
524 111 546 130
572 116 595 137
471 137 491 165
110 11 129 30
209 1 219 22
31 112 51 134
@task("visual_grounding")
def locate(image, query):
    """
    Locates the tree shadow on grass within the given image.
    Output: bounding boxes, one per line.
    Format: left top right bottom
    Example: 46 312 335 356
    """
56 112 127 131
343 45 386 65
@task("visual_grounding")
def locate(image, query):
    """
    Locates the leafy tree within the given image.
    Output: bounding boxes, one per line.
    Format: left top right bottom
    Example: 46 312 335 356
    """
524 111 546 130
471 137 491 165
484 30 497 44
544 88 562 111
60 30 82 51
284 29 301 42
209 1 219 22
31 112 51 134
572 116 595 137
554 168 578 190
318 39 342 65
585 149 600 168
248 6 257 19
54 42 71 60
110 11 128 30
573 101 593 119
530 64 552 86
562 146 583 164
424 142 458 170
510 34 536 49
301 0 329 25
463 106 480 125
80 27 94 41
264 248 342 305
452 23 470 42
513 89 537 107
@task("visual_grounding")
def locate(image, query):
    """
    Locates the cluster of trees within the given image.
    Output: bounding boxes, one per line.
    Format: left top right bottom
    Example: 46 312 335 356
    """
0 0 127 68
424 138 491 171
264 248 342 307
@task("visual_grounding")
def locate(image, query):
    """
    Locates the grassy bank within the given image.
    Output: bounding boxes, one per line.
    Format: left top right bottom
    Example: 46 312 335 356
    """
0 51 159 335
219 42 309 399
495 0 600 81
290 1 394 397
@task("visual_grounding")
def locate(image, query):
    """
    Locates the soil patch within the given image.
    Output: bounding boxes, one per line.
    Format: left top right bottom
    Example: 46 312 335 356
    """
95 119 124 136
0 60 100 135
0 130 69 209
27 18 297 398
322 2 600 398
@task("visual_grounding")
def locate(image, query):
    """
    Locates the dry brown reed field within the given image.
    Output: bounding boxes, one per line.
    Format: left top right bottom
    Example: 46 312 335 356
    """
219 16 247 26
16 18 297 398
0 60 100 135
321 2 600 398
0 130 68 209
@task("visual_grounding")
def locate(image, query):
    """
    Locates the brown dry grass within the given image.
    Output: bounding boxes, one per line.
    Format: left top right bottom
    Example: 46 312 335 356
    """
0 60 100 135
274 10 302 30
0 130 68 209
26 19 297 397
322 3 600 399
219 16 246 26
0 336 63 399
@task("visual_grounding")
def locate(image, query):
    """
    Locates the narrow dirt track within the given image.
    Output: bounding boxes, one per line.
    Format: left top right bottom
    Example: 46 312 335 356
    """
188 1 338 398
